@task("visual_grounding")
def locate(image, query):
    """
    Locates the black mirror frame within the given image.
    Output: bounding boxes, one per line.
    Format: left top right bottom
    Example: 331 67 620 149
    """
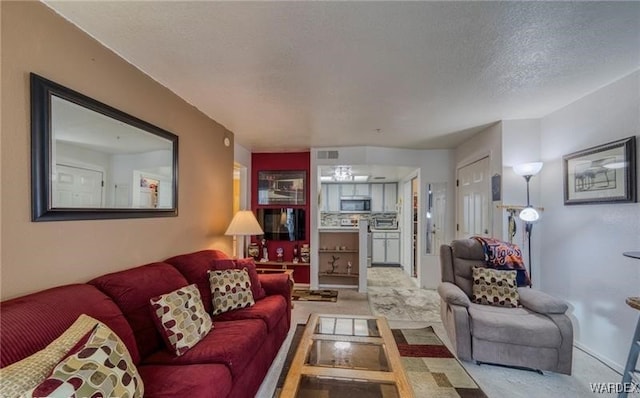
31 73 179 221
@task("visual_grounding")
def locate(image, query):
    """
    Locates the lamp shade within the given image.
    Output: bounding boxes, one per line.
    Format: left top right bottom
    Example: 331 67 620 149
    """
224 210 264 236
519 207 540 222
513 162 543 177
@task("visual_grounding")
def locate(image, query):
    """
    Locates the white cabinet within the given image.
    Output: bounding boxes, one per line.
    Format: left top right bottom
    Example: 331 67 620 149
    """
372 233 386 263
371 231 401 264
385 232 401 263
327 184 341 212
355 184 370 196
370 184 384 212
383 183 398 212
340 184 355 196
371 183 397 213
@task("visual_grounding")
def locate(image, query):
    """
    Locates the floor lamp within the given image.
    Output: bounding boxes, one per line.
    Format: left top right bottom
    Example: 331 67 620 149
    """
225 210 264 258
513 162 543 285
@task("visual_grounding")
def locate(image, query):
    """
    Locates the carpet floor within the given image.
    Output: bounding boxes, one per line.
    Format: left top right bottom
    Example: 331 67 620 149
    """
273 324 487 398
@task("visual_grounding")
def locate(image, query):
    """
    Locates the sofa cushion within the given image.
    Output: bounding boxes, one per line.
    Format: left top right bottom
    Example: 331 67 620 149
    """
150 284 213 356
89 262 189 360
0 284 139 367
468 303 562 348
0 314 98 398
25 322 144 398
473 237 531 286
209 268 255 315
164 250 231 314
450 239 486 297
213 258 266 301
142 319 268 377
139 364 232 398
213 294 286 332
471 266 520 308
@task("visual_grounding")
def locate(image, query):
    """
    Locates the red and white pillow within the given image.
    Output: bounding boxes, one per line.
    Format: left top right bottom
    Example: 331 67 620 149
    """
149 284 213 356
212 258 265 300
208 268 255 315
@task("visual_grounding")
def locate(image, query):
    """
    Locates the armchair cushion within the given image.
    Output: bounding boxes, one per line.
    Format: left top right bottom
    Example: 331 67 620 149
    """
518 288 569 314
437 282 470 307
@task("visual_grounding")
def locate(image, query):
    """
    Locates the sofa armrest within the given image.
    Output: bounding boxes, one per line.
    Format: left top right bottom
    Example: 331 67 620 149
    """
437 282 470 308
518 288 568 314
258 273 292 326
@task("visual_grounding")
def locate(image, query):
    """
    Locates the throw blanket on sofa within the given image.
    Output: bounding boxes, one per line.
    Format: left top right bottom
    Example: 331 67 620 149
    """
472 237 531 286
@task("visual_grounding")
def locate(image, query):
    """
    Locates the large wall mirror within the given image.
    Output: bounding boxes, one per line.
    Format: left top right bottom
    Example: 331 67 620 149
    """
31 73 178 221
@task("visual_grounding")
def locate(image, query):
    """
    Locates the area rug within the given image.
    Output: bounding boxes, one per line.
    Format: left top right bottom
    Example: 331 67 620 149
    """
292 289 338 302
273 324 487 398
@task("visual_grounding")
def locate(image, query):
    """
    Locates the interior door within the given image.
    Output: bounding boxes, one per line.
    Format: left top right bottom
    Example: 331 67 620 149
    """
457 157 490 238
53 164 103 208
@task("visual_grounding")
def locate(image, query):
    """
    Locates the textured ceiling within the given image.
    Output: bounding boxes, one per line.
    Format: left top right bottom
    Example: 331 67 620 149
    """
45 1 640 152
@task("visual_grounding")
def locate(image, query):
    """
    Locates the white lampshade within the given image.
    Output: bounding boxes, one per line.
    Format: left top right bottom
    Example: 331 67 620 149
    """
519 207 540 222
513 162 543 177
224 210 264 236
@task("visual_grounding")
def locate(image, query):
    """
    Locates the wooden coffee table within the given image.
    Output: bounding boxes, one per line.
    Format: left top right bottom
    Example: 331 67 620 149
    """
280 313 413 397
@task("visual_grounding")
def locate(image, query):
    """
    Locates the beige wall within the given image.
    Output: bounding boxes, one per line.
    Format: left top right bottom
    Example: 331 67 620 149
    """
1 2 234 299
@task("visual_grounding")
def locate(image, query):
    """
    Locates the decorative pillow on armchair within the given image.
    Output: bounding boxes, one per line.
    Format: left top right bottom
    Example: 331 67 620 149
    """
24 322 143 398
471 266 520 308
209 268 255 315
149 284 213 356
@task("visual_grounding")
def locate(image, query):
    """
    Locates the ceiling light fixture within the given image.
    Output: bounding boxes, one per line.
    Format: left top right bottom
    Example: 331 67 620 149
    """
334 166 353 181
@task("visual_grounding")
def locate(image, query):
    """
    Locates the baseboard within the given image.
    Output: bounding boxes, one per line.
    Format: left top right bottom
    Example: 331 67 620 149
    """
573 341 623 375
293 283 310 289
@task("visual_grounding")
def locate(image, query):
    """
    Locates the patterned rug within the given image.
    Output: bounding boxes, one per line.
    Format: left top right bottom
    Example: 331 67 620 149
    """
274 325 487 398
292 289 338 302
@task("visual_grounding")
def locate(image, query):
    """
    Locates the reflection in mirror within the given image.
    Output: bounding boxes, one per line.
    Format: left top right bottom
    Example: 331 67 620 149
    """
425 182 447 254
51 96 173 209
31 73 178 221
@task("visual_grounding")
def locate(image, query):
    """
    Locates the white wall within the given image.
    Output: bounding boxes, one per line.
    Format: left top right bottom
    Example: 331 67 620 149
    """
538 70 640 371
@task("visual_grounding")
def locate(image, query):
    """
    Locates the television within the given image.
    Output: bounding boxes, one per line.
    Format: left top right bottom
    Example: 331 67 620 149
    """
257 208 305 241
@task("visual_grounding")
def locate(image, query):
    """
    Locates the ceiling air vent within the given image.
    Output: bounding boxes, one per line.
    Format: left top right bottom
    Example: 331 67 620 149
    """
373 176 386 180
317 150 339 160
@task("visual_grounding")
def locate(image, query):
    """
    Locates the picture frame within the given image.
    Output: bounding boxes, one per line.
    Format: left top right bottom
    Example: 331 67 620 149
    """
563 136 636 205
258 170 307 205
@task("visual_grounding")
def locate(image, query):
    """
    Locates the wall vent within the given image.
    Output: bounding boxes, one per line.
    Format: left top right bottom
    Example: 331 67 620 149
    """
317 150 339 159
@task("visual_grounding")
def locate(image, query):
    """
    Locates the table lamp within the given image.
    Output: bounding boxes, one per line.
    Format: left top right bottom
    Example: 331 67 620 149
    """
225 210 264 258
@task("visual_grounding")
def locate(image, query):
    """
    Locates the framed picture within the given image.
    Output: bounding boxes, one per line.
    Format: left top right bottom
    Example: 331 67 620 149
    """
563 136 636 205
258 170 307 205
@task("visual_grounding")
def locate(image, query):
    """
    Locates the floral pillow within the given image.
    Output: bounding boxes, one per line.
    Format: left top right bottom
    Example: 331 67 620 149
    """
149 284 213 356
24 323 143 398
471 266 520 308
209 268 255 315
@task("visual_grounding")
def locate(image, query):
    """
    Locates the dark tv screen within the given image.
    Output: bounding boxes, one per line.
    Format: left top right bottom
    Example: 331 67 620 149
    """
257 208 305 241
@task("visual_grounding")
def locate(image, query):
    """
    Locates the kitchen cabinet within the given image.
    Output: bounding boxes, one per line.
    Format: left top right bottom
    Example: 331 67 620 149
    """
327 184 341 212
340 184 355 196
355 184 370 196
371 183 397 213
371 232 400 264
320 183 375 213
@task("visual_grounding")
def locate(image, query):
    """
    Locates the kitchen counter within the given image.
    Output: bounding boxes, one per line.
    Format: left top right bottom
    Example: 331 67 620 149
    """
318 226 359 231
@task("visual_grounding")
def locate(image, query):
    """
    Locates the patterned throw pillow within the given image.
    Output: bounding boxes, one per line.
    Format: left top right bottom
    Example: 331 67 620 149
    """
149 284 213 357
209 268 255 315
471 266 520 308
24 323 143 398
1 314 99 398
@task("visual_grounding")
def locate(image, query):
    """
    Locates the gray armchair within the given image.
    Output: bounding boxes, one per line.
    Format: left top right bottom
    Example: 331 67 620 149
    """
438 239 573 374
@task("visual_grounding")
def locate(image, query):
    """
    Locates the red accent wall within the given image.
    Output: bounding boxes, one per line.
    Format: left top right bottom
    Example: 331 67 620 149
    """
251 152 311 283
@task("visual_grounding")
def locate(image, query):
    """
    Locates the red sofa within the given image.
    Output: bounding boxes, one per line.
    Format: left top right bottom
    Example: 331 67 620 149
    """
0 250 292 398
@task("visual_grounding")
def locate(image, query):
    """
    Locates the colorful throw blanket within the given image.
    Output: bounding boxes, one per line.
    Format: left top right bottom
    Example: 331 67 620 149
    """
472 237 531 286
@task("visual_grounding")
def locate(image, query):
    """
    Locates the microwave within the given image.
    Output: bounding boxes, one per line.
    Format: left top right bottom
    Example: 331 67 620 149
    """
340 196 371 213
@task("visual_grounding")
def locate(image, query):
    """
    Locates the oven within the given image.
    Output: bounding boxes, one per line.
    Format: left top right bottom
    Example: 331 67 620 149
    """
339 196 371 213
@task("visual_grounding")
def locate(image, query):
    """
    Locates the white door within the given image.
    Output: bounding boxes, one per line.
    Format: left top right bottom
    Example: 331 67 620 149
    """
54 164 103 208
386 233 401 263
432 183 447 250
457 157 490 238
370 184 384 212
